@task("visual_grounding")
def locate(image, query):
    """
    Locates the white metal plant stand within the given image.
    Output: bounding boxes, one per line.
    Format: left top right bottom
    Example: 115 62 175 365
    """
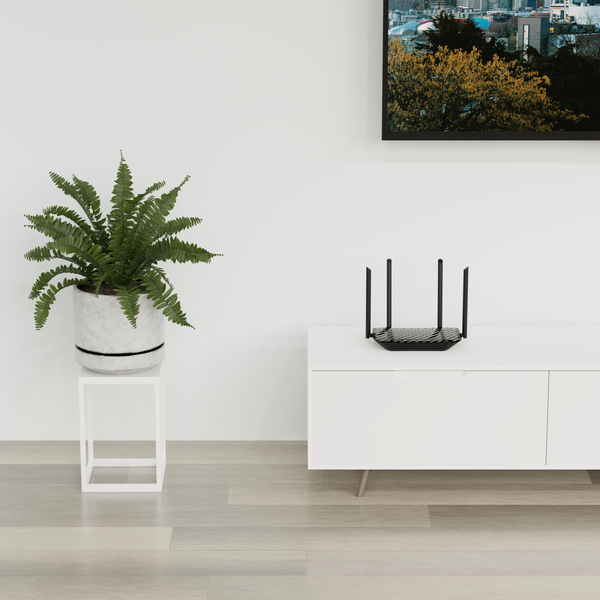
78 363 166 492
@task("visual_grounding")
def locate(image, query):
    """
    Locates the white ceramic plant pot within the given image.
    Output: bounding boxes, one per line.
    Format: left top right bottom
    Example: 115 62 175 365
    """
73 286 165 374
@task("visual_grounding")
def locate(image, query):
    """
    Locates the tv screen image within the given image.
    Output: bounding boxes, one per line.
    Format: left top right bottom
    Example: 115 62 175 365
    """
382 0 600 140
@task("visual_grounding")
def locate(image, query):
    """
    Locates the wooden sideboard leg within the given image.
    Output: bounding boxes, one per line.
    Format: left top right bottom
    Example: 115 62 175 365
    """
357 469 370 497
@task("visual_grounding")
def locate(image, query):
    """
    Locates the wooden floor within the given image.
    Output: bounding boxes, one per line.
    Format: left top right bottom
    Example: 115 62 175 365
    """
1 442 600 599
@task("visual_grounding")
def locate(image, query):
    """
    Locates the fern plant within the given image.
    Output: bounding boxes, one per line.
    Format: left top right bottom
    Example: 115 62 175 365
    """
25 153 220 330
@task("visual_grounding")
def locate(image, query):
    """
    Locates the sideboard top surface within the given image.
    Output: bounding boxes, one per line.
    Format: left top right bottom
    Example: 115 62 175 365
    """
308 327 600 371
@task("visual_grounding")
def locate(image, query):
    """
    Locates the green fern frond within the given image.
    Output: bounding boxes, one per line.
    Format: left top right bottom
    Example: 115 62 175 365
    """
109 154 134 212
148 237 220 264
140 269 193 328
133 181 166 204
124 181 169 259
122 195 171 277
70 175 103 223
154 176 190 220
49 172 104 237
24 245 90 271
124 177 191 276
25 213 84 242
120 196 162 277
158 216 202 238
29 265 90 300
107 155 136 275
71 175 108 245
151 265 172 288
90 272 109 295
114 285 141 328
47 234 111 275
42 205 94 238
33 277 87 330
24 245 54 262
48 171 81 202
54 250 90 270
128 250 152 280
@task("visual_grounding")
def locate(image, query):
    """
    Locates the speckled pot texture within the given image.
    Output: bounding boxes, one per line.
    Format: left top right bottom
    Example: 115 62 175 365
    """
73 285 165 374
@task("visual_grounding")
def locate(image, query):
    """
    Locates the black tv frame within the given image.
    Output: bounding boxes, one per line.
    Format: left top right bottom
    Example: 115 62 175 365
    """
381 0 600 141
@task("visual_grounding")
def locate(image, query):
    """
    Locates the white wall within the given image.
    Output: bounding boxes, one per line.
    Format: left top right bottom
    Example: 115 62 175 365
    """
2 0 600 440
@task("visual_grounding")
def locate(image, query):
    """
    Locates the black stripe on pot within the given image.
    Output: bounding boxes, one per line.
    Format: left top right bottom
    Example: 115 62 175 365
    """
75 343 164 357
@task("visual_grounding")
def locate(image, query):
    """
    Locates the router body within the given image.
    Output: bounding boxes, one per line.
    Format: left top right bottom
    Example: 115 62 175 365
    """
371 326 462 351
366 259 469 352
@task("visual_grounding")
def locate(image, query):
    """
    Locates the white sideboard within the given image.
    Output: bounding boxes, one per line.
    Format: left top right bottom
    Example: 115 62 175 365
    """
308 327 600 485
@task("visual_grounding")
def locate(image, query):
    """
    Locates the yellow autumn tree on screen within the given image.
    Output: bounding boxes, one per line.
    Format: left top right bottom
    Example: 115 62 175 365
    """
387 40 585 132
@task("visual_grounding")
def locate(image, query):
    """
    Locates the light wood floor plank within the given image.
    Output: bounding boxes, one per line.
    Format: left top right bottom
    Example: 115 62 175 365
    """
0 442 80 464
0 486 429 527
363 469 593 485
171 526 600 554
307 544 600 576
165 464 358 486
206 575 600 600
165 505 431 528
166 441 307 464
429 505 600 529
0 464 80 484
0 575 208 600
164 465 594 487
0 550 306 576
0 527 172 551
228 484 600 506
76 441 308 466
172 526 430 552
0 485 229 527
0 441 308 465
90 467 131 483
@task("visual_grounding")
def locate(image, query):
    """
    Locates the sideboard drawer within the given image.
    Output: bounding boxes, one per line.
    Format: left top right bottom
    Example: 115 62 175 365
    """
309 370 548 469
547 371 600 467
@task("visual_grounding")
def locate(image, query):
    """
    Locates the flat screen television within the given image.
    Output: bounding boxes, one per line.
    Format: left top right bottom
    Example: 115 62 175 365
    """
382 0 600 140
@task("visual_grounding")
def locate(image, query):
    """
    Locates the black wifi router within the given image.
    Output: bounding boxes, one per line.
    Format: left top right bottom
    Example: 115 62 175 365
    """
366 258 469 351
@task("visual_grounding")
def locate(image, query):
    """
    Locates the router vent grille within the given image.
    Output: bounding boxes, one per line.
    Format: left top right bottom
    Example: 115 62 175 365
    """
373 327 462 344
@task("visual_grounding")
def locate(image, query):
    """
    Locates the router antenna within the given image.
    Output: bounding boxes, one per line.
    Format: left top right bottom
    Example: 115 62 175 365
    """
386 259 392 329
437 259 443 330
462 267 469 339
366 267 372 339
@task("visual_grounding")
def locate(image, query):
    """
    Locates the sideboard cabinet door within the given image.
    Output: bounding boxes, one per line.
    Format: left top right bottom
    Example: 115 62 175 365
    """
547 371 600 468
310 370 548 469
